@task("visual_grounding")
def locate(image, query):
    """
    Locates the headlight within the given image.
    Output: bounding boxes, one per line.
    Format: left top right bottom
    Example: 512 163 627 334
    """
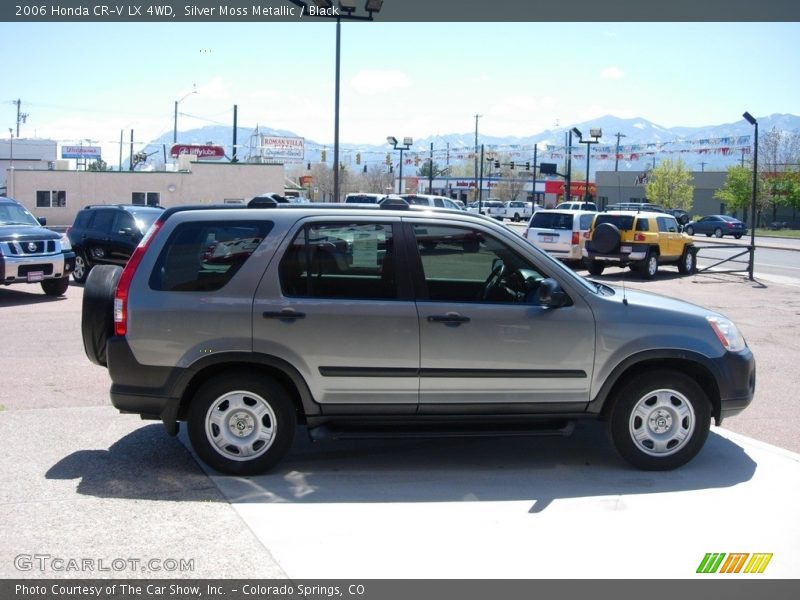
706 316 746 352
60 234 72 251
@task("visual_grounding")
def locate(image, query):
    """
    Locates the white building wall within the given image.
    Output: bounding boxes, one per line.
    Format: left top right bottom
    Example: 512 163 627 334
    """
5 161 284 226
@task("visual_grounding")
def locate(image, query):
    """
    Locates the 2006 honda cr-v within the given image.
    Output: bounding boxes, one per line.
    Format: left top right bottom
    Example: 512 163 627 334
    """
82 200 755 475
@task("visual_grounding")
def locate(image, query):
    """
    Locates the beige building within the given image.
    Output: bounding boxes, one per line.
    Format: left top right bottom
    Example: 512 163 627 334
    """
5 160 284 227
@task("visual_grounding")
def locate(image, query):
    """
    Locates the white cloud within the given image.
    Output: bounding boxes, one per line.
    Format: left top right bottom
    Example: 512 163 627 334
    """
349 70 412 95
600 67 626 80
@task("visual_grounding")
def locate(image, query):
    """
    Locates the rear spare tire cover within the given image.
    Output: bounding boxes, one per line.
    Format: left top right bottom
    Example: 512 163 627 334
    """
592 222 622 254
82 265 123 366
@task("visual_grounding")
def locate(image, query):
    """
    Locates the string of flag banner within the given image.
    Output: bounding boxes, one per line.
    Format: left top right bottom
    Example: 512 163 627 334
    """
303 135 753 167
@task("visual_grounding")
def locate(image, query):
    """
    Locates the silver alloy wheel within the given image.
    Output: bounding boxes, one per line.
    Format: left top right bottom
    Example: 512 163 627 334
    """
714 227 723 238
683 250 694 272
628 388 696 457
204 390 277 461
646 255 658 277
73 255 86 280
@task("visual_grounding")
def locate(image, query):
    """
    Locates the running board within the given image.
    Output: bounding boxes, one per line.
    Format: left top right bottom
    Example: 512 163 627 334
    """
308 419 575 441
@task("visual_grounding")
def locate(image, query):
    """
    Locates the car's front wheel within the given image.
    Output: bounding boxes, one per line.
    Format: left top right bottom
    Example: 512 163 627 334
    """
607 369 711 470
587 261 605 276
41 276 70 296
714 227 723 238
188 373 297 475
685 225 695 236
678 247 696 275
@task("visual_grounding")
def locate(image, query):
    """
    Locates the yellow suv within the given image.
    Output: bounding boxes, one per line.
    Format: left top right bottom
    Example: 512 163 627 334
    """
583 211 696 279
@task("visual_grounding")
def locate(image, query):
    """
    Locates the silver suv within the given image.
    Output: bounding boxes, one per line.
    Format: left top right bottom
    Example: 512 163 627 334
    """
82 202 755 475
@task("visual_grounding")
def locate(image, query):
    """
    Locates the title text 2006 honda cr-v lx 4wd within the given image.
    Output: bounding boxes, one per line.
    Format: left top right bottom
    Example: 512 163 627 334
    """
81 200 755 474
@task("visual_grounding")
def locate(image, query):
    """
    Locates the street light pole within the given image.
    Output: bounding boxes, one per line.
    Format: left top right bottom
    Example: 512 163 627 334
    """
173 85 198 144
743 111 758 281
387 136 412 194
333 16 341 200
574 127 602 202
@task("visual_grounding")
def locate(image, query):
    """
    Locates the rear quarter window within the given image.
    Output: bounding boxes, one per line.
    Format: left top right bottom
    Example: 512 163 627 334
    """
595 214 634 231
149 220 273 292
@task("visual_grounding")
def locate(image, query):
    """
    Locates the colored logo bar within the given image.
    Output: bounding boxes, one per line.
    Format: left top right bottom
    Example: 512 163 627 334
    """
697 553 773 574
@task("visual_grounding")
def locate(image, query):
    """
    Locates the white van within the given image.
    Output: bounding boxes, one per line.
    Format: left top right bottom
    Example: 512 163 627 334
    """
524 209 597 262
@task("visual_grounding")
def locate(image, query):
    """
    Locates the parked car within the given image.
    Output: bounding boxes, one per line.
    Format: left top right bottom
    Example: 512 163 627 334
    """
685 215 747 239
400 194 464 210
82 201 753 475
583 210 696 279
556 201 598 211
466 199 505 218
0 196 75 296
524 209 596 263
344 193 387 204
67 204 164 284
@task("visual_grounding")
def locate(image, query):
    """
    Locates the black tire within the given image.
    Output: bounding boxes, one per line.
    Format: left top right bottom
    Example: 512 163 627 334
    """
72 251 92 284
592 223 621 254
678 246 696 275
187 373 297 475
685 225 694 236
41 276 70 297
637 250 658 279
714 227 723 238
512 213 521 222
734 234 742 239
81 265 122 367
587 261 605 276
607 369 711 470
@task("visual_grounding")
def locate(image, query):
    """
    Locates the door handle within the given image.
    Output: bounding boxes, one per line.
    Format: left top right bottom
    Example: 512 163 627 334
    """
262 309 306 321
427 313 470 325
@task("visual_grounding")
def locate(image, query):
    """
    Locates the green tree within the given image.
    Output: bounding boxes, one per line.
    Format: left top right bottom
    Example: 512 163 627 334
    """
87 159 110 171
714 165 752 219
644 157 694 210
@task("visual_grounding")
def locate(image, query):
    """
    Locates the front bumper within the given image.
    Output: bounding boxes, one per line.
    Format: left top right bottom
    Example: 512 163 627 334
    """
0 250 75 283
713 348 756 424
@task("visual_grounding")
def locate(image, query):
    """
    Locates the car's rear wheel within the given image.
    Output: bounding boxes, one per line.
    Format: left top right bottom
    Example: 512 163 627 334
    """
714 227 723 238
512 213 521 222
638 251 658 279
678 247 696 275
41 276 70 296
81 265 122 366
188 373 297 475
72 251 91 284
607 369 711 470
734 234 742 239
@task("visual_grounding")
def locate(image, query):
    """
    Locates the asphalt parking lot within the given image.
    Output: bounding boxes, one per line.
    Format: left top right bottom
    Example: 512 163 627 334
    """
1 267 799 579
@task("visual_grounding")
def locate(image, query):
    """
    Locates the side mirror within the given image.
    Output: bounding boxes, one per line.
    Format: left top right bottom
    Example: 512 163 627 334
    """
535 278 568 308
37 217 47 226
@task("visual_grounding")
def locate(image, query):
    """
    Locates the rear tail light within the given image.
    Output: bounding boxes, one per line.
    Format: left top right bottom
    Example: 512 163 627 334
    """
114 220 163 336
571 232 580 245
634 233 646 242
583 231 590 239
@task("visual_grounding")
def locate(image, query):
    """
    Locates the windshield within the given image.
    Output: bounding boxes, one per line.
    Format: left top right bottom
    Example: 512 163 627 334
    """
0 202 40 227
130 210 161 232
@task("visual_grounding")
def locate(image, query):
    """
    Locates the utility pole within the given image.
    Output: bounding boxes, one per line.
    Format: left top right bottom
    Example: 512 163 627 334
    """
474 114 481 202
614 132 626 172
531 144 538 205
14 99 29 138
699 161 707 172
428 142 434 194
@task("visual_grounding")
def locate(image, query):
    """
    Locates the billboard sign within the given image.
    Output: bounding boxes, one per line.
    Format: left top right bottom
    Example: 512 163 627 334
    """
260 136 305 162
170 144 226 160
61 145 101 160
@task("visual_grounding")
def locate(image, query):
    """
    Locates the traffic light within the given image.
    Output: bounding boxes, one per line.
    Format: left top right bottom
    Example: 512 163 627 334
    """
356 152 361 165
307 162 311 170
414 155 420 166
494 160 500 168
363 164 367 173
510 161 515 170
321 149 327 162
385 153 391 166
525 162 530 170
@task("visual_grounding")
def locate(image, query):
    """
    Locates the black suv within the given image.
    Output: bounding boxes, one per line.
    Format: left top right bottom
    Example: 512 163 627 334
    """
0 196 75 296
67 205 163 283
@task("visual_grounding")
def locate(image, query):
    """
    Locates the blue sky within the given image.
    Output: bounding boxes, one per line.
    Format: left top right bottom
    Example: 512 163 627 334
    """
2 21 798 162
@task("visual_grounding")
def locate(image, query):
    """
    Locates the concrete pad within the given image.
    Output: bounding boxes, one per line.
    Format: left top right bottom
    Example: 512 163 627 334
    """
0 407 286 579
190 423 800 579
